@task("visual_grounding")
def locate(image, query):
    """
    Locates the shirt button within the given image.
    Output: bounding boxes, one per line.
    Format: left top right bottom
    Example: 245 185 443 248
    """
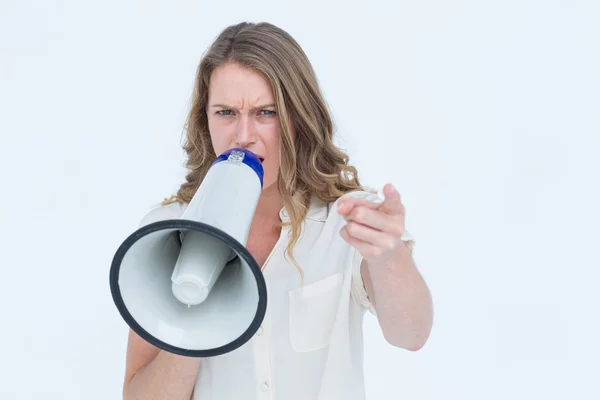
256 326 264 336
260 381 269 392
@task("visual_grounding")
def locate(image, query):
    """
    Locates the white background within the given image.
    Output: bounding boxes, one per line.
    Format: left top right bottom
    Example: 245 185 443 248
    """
1 0 599 399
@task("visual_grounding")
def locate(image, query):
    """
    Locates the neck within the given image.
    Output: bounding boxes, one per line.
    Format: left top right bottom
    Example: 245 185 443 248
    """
253 183 283 225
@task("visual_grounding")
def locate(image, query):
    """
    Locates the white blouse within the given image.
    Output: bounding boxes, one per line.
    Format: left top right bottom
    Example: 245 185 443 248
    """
138 190 415 400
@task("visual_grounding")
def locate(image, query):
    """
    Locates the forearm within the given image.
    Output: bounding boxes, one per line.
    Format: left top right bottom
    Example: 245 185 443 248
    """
367 245 433 350
123 350 201 400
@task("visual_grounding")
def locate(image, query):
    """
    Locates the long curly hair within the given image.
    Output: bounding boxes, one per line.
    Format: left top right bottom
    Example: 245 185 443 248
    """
163 22 368 281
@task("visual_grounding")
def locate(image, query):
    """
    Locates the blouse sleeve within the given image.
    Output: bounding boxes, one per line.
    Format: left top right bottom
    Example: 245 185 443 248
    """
138 201 184 227
350 230 415 316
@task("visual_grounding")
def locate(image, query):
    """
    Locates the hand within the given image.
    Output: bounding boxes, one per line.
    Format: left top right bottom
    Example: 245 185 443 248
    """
338 184 407 265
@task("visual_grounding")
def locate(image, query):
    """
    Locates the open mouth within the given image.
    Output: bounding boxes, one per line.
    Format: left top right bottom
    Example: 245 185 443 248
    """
258 157 265 164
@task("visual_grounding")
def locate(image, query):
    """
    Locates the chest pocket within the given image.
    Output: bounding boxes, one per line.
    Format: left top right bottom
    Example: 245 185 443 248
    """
288 272 343 352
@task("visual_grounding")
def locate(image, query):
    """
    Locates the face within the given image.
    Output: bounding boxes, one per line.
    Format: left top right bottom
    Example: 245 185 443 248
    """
206 62 281 190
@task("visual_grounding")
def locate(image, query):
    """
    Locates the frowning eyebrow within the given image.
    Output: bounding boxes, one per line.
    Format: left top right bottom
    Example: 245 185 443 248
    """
210 103 276 111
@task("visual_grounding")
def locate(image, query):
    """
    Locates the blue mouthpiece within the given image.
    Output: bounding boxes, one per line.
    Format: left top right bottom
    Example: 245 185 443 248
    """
212 148 264 188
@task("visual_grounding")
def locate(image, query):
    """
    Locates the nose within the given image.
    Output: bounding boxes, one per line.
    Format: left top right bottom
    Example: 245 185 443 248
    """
234 115 257 147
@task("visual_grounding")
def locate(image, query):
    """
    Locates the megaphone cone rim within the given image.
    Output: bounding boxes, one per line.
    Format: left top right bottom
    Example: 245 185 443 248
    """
109 218 267 358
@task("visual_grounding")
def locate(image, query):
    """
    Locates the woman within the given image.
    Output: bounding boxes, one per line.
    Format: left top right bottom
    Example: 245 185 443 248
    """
122 21 433 400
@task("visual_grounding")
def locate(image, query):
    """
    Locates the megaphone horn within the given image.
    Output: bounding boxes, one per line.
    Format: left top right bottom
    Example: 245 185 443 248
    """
109 148 267 357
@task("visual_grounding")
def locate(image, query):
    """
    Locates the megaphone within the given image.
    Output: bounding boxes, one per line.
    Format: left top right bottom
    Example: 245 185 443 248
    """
109 148 267 357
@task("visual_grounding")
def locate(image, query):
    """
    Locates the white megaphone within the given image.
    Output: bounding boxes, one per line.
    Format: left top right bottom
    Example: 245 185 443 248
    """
109 148 267 357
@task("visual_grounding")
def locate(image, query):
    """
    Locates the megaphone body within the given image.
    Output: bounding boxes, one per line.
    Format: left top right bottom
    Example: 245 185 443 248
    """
110 148 267 357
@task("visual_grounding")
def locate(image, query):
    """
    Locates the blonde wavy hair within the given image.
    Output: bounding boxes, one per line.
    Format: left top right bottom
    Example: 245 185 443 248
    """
163 22 369 281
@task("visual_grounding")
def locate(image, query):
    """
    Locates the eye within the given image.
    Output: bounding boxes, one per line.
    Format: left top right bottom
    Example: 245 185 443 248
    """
217 110 233 116
259 110 276 116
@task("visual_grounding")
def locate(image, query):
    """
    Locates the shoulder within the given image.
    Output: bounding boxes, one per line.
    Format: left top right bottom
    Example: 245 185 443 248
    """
330 189 383 213
319 189 382 226
138 201 186 227
337 189 382 203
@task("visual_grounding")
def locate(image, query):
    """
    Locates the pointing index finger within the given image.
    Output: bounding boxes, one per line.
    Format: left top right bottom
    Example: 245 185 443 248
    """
378 184 404 215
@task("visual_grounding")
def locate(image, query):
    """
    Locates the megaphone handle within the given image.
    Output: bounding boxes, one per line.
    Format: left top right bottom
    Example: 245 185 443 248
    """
171 230 233 306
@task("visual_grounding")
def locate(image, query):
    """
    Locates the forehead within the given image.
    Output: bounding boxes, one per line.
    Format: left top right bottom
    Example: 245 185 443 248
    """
208 63 274 106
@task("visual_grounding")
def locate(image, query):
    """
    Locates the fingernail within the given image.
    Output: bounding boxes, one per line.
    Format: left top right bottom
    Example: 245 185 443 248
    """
338 201 345 211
